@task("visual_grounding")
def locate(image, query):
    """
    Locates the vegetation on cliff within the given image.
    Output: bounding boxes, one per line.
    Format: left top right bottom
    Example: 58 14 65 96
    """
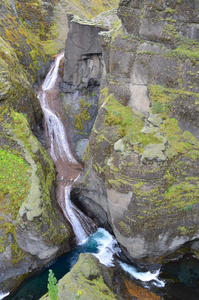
0 0 120 292
40 254 117 300
74 0 199 262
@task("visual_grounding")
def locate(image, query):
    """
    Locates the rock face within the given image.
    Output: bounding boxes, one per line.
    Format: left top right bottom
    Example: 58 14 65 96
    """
72 0 199 262
0 0 121 293
0 0 69 292
118 0 199 42
63 15 105 92
0 1 124 298
0 108 72 292
40 253 117 300
54 0 120 51
60 11 120 161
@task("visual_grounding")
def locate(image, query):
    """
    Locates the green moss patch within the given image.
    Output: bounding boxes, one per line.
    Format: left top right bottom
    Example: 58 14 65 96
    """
40 253 116 300
104 94 162 152
73 99 91 134
149 84 199 116
0 147 30 219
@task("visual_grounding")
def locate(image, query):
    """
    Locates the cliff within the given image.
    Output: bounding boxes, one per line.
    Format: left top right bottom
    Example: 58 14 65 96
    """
0 0 72 291
72 0 199 262
0 0 119 293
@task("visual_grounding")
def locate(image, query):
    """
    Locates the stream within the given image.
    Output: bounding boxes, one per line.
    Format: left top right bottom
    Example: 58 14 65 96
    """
2 53 199 300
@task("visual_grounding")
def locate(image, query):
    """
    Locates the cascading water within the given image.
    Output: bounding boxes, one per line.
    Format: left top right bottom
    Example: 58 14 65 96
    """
37 52 96 244
36 52 165 282
1 52 165 300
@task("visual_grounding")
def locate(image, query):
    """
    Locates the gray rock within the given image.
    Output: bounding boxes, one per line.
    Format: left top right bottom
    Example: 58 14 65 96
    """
63 15 106 91
76 139 89 160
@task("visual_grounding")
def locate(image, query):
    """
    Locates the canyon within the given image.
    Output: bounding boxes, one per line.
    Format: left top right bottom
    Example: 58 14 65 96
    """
1 0 199 299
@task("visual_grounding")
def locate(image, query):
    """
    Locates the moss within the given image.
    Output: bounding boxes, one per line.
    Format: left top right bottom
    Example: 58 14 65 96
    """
65 0 119 19
119 221 130 235
41 253 116 300
177 226 189 235
104 94 162 153
162 23 180 43
0 108 69 265
165 8 176 14
0 147 30 219
73 99 91 134
149 84 199 116
169 39 199 63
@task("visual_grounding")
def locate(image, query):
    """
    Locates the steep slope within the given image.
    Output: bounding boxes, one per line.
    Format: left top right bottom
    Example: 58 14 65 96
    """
72 0 199 262
0 0 119 292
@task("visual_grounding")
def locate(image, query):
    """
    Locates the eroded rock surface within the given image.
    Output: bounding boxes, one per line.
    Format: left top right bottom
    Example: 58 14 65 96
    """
0 0 121 293
40 253 117 300
72 0 199 262
63 15 105 92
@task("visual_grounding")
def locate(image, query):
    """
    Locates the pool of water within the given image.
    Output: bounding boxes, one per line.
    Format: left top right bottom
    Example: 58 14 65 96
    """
3 232 199 300
160 255 199 300
3 228 120 300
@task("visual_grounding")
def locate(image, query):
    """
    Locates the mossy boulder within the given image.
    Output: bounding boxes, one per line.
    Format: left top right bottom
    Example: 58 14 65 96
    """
40 253 117 300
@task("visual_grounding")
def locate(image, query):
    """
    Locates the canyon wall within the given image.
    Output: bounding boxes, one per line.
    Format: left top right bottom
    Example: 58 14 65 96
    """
0 0 119 292
72 0 199 262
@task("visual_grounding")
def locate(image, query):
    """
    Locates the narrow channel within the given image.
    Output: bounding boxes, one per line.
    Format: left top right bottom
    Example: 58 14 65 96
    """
37 52 96 243
3 53 199 300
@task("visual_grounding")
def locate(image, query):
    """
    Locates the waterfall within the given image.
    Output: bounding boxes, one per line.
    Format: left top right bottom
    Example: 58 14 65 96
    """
36 52 165 289
37 53 96 244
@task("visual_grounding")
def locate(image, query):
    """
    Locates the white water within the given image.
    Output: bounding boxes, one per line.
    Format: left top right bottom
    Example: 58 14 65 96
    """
37 52 95 244
38 53 77 164
91 228 121 267
0 292 9 300
62 185 89 244
37 52 165 288
42 54 63 91
120 261 165 288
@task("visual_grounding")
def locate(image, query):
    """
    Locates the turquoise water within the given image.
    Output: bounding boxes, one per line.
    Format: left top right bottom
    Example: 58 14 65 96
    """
3 230 199 300
4 228 119 300
4 233 98 299
161 255 199 300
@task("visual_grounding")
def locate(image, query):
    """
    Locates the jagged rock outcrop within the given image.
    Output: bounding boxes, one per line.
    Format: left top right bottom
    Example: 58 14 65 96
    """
54 0 120 50
72 0 199 262
62 15 105 92
40 253 117 300
60 11 120 160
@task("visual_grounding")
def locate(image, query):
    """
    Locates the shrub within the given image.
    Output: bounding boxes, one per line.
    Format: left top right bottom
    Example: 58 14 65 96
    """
48 269 59 300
